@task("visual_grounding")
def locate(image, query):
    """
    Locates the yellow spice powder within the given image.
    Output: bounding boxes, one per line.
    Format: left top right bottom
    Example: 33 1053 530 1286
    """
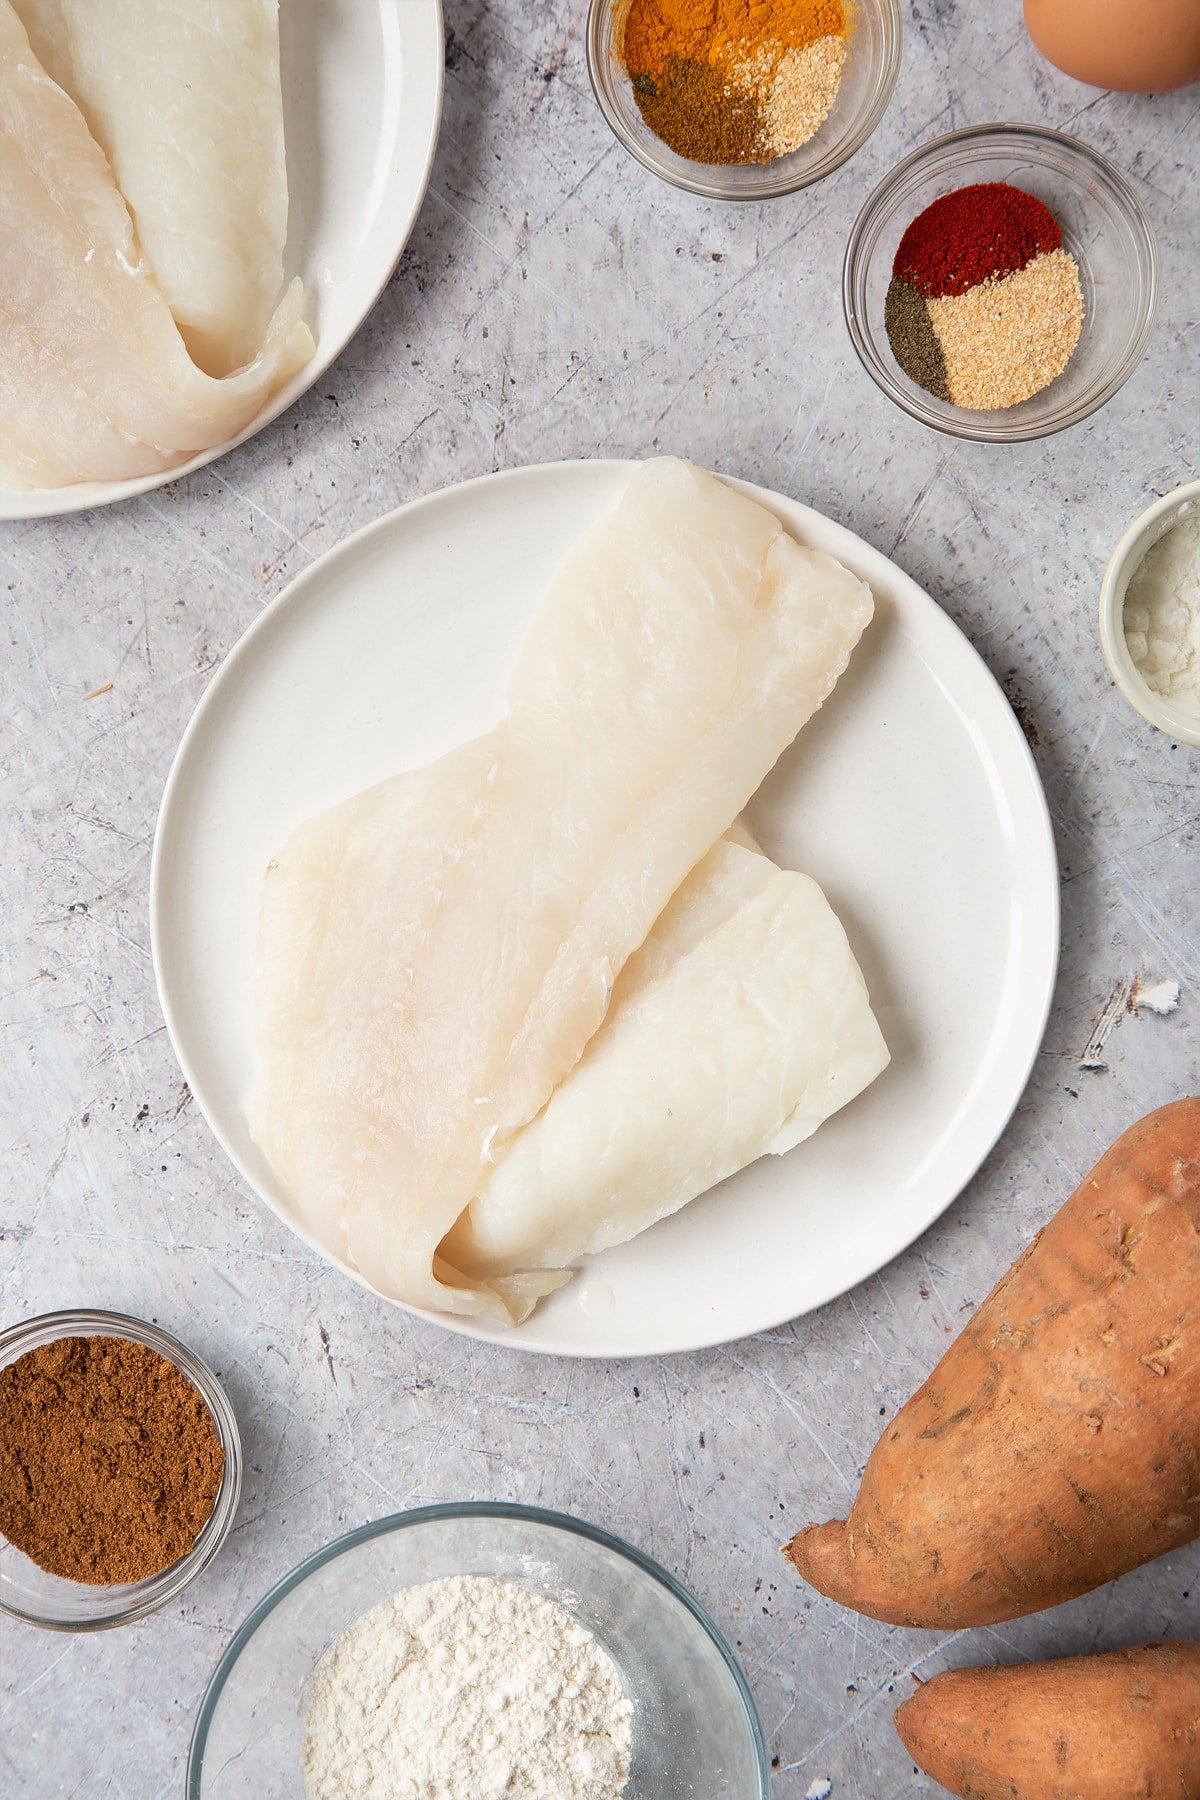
621 0 847 77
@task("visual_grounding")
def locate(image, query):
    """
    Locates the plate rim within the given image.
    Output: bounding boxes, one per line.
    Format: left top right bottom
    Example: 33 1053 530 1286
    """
150 457 1061 1358
0 0 445 521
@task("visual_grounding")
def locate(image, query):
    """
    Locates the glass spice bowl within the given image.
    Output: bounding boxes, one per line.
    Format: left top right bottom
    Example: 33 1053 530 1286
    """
0 1308 241 1630
843 123 1159 442
188 1503 770 1798
586 0 902 200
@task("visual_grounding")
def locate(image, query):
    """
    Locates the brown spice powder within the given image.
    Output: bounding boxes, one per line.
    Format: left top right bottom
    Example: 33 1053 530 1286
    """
633 56 765 164
0 1334 224 1585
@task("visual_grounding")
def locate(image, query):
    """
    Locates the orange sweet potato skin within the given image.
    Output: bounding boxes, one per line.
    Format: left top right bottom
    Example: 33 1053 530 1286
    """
894 1642 1200 1799
786 1097 1200 1627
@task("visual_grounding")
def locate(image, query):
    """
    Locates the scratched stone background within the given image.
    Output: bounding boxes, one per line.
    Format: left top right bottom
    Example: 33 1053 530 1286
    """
1 2 1198 1795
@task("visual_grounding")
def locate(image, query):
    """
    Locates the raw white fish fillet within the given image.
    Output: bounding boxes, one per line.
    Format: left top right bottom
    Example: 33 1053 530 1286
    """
444 838 888 1294
0 2 312 489
14 0 289 375
250 459 874 1320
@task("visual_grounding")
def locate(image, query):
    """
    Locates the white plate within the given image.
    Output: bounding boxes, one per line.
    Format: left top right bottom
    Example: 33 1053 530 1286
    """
0 0 444 520
151 462 1059 1358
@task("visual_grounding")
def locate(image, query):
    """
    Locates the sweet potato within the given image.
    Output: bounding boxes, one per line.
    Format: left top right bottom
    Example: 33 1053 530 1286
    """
894 1642 1200 1799
786 1097 1200 1626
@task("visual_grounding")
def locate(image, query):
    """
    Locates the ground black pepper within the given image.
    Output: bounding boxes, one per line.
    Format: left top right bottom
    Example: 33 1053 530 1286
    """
884 278 950 402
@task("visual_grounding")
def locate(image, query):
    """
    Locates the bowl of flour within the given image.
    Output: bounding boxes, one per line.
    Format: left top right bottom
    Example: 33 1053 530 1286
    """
186 1502 769 1799
1101 479 1200 749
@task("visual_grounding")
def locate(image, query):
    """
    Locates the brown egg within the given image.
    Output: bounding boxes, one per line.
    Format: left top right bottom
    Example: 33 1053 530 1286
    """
1024 0 1200 91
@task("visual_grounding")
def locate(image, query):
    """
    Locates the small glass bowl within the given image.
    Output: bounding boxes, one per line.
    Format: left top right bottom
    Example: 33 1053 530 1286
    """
188 1503 769 1798
586 0 902 200
0 1309 241 1630
1099 480 1200 748
843 123 1159 441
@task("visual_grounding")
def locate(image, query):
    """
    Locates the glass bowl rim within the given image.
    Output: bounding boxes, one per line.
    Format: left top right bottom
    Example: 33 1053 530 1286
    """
0 1307 242 1631
841 120 1160 442
186 1499 772 1799
1098 478 1200 748
584 0 904 201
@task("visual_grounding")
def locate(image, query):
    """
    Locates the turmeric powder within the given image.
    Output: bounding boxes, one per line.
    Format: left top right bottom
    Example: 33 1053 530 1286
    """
623 0 846 76
620 0 849 165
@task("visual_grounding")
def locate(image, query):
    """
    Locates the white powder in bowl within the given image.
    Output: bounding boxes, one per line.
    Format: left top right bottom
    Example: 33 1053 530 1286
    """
302 1574 633 1800
1122 508 1200 724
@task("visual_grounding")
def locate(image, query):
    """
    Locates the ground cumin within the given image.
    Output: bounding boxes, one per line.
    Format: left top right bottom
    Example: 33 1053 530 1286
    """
621 0 849 165
0 1334 224 1585
633 55 763 164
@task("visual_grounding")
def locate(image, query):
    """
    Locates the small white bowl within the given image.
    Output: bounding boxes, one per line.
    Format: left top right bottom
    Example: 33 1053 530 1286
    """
1099 480 1200 749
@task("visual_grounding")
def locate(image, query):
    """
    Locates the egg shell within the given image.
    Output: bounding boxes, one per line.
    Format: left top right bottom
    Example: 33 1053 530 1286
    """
1024 0 1200 91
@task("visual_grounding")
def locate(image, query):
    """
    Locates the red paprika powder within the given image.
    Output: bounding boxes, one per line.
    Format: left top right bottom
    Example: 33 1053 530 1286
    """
893 182 1062 298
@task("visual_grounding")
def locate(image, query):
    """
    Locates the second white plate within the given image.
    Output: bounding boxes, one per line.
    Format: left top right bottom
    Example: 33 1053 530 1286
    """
152 461 1059 1357
1 0 444 519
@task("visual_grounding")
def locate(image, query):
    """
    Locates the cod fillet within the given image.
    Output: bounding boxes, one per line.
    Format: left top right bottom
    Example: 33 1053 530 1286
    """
251 460 874 1320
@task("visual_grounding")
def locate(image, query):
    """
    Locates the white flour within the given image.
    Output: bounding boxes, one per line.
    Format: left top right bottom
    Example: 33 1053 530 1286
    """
302 1575 633 1800
1122 508 1200 723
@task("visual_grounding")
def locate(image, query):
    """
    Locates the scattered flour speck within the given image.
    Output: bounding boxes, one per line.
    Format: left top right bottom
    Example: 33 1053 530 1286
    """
302 1574 633 1800
1133 977 1181 1016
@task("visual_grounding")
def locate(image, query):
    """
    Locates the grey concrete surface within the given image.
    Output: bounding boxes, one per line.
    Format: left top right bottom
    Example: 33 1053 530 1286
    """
1 2 1197 1794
